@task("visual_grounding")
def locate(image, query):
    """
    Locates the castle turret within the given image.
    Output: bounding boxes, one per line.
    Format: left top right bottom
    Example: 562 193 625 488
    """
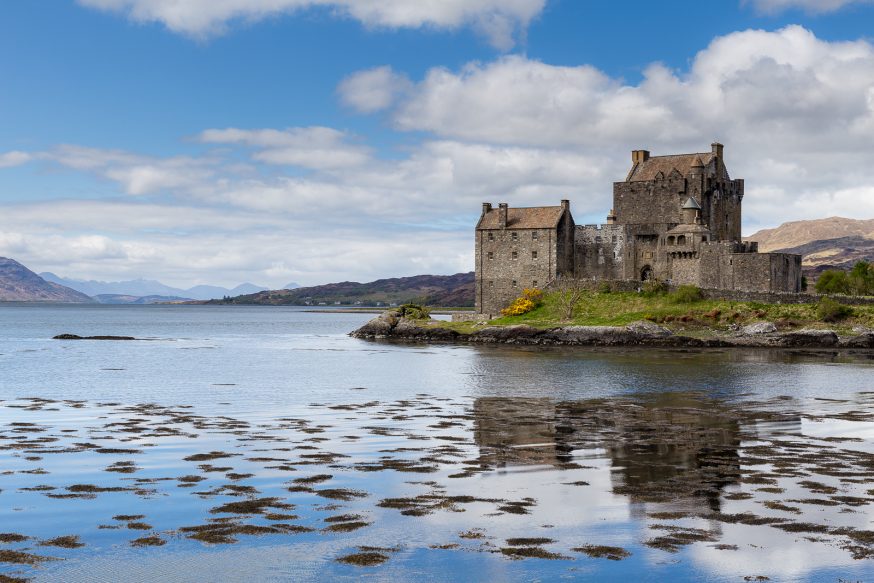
682 197 701 225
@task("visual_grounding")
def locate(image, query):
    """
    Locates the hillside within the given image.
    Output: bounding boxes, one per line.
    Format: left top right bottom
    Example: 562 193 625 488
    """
747 217 874 253
41 273 268 301
0 258 94 303
213 272 475 307
770 236 874 278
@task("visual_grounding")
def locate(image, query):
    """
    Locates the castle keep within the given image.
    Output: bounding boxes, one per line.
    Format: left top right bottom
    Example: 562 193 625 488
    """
475 143 802 314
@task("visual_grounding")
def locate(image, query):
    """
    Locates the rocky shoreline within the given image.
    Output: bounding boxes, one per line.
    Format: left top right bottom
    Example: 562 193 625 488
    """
350 311 874 349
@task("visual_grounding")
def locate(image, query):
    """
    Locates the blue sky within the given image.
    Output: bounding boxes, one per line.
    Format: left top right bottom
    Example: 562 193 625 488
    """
3 0 874 287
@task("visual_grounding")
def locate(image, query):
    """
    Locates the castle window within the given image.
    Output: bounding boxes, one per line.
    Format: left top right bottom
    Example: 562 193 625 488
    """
511 232 518 241
531 251 538 260
667 236 675 246
532 232 538 240
488 280 494 288
678 235 687 245
512 251 518 260
532 280 538 287
512 279 517 288
487 251 494 260
488 232 494 241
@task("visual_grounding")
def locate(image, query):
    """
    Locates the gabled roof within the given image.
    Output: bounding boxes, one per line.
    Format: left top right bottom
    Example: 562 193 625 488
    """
477 206 566 230
626 153 716 182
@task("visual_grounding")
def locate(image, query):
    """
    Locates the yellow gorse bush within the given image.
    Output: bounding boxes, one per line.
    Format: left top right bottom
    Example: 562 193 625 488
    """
501 288 543 316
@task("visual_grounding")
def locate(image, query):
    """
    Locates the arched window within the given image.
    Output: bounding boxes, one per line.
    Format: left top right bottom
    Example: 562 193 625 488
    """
677 235 687 245
667 236 675 246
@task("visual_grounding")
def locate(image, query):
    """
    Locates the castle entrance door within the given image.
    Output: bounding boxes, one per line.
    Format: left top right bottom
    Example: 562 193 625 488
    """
640 265 653 281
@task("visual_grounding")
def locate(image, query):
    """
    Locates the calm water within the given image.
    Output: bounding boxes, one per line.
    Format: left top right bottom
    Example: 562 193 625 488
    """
1 304 873 582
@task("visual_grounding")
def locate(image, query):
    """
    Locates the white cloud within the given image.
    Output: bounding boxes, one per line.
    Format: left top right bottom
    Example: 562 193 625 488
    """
0 200 473 289
351 25 874 232
48 145 216 195
198 127 371 170
0 151 32 168
76 0 545 49
745 0 874 14
0 135 601 286
9 25 874 286
338 66 413 114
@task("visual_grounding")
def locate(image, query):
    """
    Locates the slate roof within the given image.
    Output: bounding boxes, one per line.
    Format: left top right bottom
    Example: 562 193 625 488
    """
626 153 716 182
682 197 702 210
477 206 566 230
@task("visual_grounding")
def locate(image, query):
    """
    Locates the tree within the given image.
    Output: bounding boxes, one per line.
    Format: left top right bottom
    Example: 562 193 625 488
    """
551 276 587 321
848 261 874 296
815 270 850 295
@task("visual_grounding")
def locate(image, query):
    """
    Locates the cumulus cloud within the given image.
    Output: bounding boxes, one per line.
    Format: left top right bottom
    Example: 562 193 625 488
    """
76 0 545 49
338 66 413 113
351 25 874 232
745 0 874 14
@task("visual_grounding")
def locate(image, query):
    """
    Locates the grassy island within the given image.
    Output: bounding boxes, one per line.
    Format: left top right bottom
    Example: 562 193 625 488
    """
436 286 874 338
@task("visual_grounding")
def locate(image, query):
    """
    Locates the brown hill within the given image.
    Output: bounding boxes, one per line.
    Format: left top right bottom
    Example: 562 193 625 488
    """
747 217 874 253
0 258 94 303
212 272 475 307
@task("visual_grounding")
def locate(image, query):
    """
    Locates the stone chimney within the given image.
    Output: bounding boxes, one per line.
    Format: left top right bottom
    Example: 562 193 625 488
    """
560 199 570 211
632 150 650 164
606 209 617 225
711 142 724 159
498 203 508 228
482 202 492 215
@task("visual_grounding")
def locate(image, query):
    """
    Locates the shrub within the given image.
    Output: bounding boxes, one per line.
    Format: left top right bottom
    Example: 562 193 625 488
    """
596 282 612 294
641 279 667 297
500 288 543 317
667 285 703 304
396 304 430 320
816 297 853 323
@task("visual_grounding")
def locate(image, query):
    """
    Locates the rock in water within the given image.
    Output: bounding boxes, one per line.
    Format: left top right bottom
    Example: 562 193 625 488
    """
53 334 137 341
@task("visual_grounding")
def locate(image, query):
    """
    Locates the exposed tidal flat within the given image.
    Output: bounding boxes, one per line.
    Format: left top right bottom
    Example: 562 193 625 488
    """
2 306 874 581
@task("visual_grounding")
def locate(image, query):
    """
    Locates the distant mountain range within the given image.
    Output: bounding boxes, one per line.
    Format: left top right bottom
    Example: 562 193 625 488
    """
212 273 475 307
747 217 874 279
40 273 282 301
0 258 93 303
748 217 874 253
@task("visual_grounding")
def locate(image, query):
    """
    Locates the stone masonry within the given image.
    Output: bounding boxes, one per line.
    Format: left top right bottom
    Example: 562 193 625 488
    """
475 143 802 314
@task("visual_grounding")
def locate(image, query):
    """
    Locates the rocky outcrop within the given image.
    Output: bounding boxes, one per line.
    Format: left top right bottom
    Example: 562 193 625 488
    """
351 312 872 351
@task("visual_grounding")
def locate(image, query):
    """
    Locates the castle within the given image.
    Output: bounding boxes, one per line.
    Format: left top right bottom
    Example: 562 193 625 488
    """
475 143 802 314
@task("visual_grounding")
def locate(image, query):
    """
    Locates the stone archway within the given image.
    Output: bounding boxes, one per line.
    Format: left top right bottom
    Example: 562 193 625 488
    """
640 265 653 281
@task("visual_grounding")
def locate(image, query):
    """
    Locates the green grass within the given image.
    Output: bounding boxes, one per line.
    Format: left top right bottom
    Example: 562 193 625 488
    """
479 291 874 334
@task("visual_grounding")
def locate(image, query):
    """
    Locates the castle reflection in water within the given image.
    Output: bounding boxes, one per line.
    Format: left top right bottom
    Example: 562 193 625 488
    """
472 393 802 512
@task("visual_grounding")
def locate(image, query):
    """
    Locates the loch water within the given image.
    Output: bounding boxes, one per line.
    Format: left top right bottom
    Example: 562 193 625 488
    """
1 304 874 582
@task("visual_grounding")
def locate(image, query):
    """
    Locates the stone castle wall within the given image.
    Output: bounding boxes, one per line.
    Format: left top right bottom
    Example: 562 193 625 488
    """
476 227 556 314
574 224 625 280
